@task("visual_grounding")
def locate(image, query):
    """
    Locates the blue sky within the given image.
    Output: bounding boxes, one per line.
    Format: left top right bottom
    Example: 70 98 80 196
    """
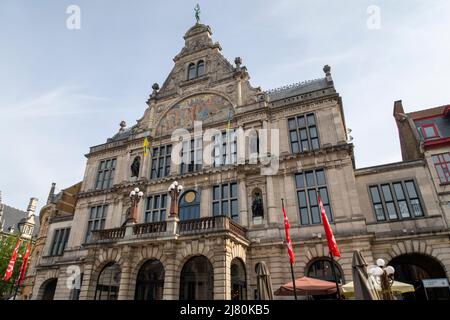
1 0 450 212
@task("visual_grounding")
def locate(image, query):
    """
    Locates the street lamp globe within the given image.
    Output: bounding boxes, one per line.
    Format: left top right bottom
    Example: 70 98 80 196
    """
138 191 144 198
134 187 140 193
178 185 184 192
386 266 395 275
130 190 136 197
376 259 386 267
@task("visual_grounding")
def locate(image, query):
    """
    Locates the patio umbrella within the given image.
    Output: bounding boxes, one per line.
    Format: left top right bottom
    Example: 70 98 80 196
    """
352 250 380 300
341 280 415 298
256 262 274 300
274 276 338 296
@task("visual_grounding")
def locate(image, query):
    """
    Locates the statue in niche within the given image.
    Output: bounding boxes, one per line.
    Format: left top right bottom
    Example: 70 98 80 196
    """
131 156 140 178
252 192 264 218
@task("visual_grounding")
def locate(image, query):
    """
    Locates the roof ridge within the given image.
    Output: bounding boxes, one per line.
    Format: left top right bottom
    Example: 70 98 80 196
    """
265 78 324 94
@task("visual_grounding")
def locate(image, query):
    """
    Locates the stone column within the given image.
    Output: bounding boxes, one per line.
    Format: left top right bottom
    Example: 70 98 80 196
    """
238 177 249 228
79 260 96 300
162 250 178 300
118 263 133 300
213 241 232 300
200 186 211 218
266 175 277 225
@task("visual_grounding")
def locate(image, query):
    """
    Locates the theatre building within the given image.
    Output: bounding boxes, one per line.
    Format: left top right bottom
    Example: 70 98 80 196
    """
28 21 450 300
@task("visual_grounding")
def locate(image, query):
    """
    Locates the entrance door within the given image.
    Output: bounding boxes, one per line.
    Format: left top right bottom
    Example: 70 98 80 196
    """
41 279 57 300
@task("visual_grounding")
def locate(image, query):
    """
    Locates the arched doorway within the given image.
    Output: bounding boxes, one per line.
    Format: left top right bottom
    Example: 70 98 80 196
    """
95 262 121 300
231 258 247 300
180 256 213 300
135 259 165 300
179 190 200 221
389 254 449 300
41 278 57 300
306 258 343 300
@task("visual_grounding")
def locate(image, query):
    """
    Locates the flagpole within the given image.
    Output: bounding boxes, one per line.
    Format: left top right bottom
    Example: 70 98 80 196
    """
281 198 297 301
329 253 342 300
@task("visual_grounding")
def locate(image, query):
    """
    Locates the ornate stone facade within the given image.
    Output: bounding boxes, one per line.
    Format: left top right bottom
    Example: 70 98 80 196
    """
28 22 450 300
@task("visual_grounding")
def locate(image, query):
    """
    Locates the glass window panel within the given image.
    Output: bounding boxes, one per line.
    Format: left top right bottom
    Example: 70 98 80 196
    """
288 118 297 130
309 126 318 138
213 202 220 216
222 185 229 198
443 153 450 162
393 183 406 200
370 187 381 203
432 155 440 164
213 186 220 200
324 205 332 222
300 129 308 140
297 116 306 128
231 200 238 216
386 203 398 220
230 183 237 198
410 199 424 217
311 138 319 150
290 131 298 142
424 126 437 137
374 204 385 221
307 114 316 126
222 201 228 215
292 142 300 154
316 170 326 186
295 173 305 189
300 208 309 225
306 172 315 187
297 191 307 207
398 201 410 218
319 188 329 204
308 189 318 206
405 181 418 198
381 185 393 201
311 207 320 224
301 141 309 151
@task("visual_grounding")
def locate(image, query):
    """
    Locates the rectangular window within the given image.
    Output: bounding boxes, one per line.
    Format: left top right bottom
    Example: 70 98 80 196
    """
49 228 71 256
288 113 320 154
150 145 172 179
369 180 424 222
95 158 117 190
213 131 237 167
432 153 450 184
421 124 440 139
86 205 108 242
145 194 168 223
181 139 202 174
295 169 332 226
212 182 238 221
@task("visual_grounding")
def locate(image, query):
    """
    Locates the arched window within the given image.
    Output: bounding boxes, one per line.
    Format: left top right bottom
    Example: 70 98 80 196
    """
180 256 214 300
188 63 196 80
231 258 247 300
196 60 205 77
95 262 121 300
179 190 200 221
307 258 343 284
135 260 165 300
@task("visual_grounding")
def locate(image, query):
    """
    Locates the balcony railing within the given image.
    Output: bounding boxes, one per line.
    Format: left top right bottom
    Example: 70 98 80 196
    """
178 217 216 233
90 215 247 243
134 221 167 236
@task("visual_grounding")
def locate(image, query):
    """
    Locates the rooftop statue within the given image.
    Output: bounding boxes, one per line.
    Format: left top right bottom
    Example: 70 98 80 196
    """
194 4 201 23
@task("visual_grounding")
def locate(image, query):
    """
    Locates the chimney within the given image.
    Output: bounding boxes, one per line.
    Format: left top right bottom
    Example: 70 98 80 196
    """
47 182 56 204
27 197 38 218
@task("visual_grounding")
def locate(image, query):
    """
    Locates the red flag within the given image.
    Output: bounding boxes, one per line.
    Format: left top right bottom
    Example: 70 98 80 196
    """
3 239 21 281
318 196 341 257
18 243 31 286
282 200 295 264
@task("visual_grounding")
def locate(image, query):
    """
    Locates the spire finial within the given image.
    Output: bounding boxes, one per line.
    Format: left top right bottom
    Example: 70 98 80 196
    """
194 4 201 23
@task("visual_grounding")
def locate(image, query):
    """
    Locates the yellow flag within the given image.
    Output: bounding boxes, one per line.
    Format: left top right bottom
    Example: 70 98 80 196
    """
143 137 150 157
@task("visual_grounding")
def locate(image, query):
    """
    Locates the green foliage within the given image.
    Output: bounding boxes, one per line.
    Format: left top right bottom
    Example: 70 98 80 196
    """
0 233 27 300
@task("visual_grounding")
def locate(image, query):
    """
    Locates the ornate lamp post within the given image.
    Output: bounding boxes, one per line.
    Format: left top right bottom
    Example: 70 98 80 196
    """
168 181 183 217
368 258 396 300
129 187 144 224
